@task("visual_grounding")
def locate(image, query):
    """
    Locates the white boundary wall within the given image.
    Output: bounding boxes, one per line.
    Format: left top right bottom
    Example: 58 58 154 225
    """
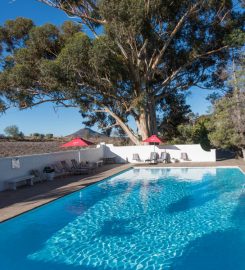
102 144 216 164
0 146 104 191
78 145 104 163
0 144 215 191
0 150 79 191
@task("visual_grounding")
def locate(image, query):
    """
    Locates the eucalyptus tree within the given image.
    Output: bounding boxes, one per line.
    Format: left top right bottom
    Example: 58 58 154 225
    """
0 1 244 144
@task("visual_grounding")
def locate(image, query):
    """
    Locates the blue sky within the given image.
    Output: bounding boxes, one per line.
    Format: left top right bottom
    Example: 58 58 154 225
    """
0 0 211 136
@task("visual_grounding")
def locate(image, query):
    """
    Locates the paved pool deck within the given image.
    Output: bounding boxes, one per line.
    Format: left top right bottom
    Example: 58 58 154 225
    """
0 159 244 222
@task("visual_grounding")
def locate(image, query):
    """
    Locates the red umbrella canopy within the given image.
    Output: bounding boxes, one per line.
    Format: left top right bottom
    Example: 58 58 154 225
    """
143 135 163 144
61 137 94 148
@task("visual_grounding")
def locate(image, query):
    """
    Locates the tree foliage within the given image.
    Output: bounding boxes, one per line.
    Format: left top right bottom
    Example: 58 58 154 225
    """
0 1 244 144
208 53 245 149
171 115 212 150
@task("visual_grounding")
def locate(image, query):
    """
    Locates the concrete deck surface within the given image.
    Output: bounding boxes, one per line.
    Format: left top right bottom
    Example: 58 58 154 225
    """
0 159 244 222
0 164 131 222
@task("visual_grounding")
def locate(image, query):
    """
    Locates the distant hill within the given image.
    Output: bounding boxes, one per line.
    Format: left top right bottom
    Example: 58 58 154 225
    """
67 128 108 139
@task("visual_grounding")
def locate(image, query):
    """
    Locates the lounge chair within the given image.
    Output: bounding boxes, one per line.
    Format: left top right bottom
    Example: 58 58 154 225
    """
132 153 143 163
51 163 70 177
158 152 171 163
180 152 190 161
71 159 95 173
145 152 159 164
96 159 104 167
81 160 97 169
61 160 89 175
30 169 45 182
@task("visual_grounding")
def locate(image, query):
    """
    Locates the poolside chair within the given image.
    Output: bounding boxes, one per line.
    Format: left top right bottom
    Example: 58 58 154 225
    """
80 160 97 169
61 160 89 175
158 152 171 163
51 163 70 177
180 152 190 161
30 169 45 183
145 152 159 164
71 159 80 169
71 159 95 173
132 153 143 163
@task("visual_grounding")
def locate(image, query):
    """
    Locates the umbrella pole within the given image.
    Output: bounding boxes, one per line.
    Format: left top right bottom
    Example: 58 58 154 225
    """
79 149 81 163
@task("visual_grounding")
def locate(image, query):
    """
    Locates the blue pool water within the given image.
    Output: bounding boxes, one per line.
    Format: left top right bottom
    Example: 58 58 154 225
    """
0 167 244 270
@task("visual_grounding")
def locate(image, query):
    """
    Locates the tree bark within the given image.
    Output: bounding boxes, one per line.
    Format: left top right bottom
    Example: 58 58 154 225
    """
147 98 158 135
137 111 150 140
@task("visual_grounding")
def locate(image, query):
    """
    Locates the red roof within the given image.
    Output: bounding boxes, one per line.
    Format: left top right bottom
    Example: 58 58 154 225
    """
61 137 94 148
143 135 163 143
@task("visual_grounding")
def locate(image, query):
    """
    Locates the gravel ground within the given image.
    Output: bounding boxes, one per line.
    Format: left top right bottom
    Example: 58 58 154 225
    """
0 141 76 157
0 137 129 157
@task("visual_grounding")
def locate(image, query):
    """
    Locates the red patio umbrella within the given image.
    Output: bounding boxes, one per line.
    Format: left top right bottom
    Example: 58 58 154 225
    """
143 135 162 144
61 137 94 162
61 137 94 148
143 135 164 155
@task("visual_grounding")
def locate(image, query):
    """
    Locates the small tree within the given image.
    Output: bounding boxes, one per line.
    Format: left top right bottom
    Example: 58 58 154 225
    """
4 125 20 138
18 131 25 139
208 97 241 149
45 133 54 139
32 133 40 138
39 134 45 140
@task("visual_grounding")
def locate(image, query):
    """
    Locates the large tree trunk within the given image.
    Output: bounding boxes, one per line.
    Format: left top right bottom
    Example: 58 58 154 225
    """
136 101 158 141
148 98 158 135
103 98 158 145
137 112 149 140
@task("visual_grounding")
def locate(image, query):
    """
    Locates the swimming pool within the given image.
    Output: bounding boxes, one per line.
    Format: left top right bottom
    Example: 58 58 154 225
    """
0 167 244 270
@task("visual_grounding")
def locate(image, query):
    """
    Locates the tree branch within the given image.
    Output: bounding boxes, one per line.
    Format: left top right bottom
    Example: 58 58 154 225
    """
151 2 200 71
155 45 229 101
37 0 106 24
103 106 140 144
19 97 76 108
